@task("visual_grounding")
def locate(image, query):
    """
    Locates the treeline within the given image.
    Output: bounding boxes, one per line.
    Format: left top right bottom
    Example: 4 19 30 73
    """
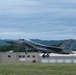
0 45 35 52
0 45 75 52
0 44 58 52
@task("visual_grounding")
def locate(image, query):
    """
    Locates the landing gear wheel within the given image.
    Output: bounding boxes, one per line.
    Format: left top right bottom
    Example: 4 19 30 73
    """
46 54 50 58
42 54 46 58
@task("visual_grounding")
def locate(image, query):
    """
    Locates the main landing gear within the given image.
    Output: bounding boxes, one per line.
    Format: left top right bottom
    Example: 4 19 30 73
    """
42 53 50 58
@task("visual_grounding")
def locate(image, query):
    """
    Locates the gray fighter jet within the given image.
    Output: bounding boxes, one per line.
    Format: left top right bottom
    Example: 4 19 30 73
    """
5 39 74 58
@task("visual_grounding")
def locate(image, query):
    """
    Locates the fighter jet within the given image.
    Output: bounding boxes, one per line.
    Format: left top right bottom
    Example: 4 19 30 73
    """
5 39 74 58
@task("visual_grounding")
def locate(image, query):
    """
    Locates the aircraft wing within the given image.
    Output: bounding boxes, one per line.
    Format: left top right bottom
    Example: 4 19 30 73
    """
46 46 62 52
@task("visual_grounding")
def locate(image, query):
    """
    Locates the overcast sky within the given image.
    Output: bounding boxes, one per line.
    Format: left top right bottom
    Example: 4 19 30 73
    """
0 0 76 40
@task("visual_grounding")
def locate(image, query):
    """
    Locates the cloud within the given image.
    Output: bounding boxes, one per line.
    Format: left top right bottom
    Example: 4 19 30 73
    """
0 0 76 40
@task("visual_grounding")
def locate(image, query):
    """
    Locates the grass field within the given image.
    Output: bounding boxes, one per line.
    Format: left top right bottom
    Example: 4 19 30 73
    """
0 63 76 75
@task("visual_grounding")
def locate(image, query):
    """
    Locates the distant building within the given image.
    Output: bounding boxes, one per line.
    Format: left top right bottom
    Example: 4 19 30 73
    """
0 52 76 63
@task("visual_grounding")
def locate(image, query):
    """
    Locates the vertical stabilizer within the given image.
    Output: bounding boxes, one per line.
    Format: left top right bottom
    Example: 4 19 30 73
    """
59 39 74 53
